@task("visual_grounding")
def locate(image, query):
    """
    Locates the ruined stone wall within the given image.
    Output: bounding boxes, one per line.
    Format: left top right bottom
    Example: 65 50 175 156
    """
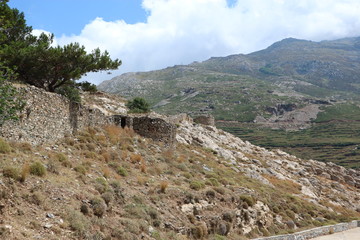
113 115 176 146
254 220 360 240
0 85 111 145
193 115 215 126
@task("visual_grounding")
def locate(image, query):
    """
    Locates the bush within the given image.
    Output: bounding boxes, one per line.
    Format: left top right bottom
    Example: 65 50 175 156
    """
117 166 128 177
2 166 19 180
239 195 255 207
91 197 107 217
67 210 90 237
126 97 150 113
0 138 11 153
55 85 81 103
29 162 46 177
190 181 205 191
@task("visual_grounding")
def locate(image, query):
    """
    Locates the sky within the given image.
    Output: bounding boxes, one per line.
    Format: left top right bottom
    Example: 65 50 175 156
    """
8 0 360 85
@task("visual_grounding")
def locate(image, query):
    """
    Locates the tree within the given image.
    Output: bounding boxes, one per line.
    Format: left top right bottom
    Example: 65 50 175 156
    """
126 97 150 113
0 65 25 126
0 1 121 94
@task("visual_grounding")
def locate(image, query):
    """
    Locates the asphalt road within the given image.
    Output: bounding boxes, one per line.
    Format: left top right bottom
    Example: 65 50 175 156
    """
311 227 360 240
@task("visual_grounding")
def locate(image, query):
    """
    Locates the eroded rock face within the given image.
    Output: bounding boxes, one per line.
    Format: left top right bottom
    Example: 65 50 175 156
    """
176 120 360 212
236 201 273 234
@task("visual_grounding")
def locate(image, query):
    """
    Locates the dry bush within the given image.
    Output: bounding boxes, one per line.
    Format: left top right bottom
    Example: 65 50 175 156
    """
121 150 128 160
177 154 187 163
104 125 122 144
266 176 302 194
140 159 146 173
10 142 32 152
137 176 148 185
159 181 169 193
102 167 112 179
130 153 143 164
20 163 30 182
0 138 11 154
162 149 175 163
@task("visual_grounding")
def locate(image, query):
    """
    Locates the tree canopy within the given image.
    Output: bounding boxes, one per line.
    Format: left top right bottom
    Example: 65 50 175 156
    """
0 0 121 93
126 97 150 113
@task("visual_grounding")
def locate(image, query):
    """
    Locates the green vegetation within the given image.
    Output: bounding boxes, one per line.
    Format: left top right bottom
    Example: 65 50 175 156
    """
0 65 25 126
126 97 150 113
98 35 360 169
29 161 46 176
218 104 360 169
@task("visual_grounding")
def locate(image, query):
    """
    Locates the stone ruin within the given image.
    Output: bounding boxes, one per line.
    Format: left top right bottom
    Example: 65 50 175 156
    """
0 85 178 147
113 115 177 147
193 115 215 126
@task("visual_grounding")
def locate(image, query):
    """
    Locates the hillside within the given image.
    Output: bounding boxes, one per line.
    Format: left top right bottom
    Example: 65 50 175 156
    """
98 37 360 169
0 87 359 239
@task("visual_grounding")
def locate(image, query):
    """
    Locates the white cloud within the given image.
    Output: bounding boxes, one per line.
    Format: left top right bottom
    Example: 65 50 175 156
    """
52 0 360 84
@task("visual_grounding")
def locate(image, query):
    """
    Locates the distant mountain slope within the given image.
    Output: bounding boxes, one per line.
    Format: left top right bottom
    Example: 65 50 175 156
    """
98 37 360 169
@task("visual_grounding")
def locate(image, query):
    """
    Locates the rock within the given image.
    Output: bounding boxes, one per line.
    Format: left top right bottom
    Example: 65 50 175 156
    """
46 213 55 219
44 224 53 229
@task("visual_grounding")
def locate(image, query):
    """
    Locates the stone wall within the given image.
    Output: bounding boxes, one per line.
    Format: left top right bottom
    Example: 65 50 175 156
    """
254 220 360 240
193 115 215 126
0 86 111 145
113 115 176 146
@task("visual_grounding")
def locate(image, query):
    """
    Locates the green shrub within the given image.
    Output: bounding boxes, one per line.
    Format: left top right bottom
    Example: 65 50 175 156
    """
117 166 128 177
91 197 107 217
67 210 90 237
55 85 81 103
2 166 19 180
29 162 46 177
126 97 150 113
190 181 205 191
0 138 11 153
239 195 255 207
74 165 87 175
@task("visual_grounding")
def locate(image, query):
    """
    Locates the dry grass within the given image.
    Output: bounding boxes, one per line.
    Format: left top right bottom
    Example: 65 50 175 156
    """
266 175 302 194
159 181 169 193
130 153 143 164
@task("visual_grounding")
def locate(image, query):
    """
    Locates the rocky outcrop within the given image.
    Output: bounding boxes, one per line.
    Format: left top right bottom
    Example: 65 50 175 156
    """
176 119 360 213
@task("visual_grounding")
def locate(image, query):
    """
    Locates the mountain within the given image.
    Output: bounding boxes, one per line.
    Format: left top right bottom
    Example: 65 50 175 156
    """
98 37 360 169
0 85 359 239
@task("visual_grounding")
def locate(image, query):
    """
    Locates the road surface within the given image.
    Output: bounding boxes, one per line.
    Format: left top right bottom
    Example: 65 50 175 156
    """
311 227 360 240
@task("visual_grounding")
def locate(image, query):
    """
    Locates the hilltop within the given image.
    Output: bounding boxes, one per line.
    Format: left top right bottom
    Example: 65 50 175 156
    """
0 86 359 239
98 37 360 169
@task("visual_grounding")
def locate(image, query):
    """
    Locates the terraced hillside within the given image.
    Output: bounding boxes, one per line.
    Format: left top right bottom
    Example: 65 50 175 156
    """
99 37 360 169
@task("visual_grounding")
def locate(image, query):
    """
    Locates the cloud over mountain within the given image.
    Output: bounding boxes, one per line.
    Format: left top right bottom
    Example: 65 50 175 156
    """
56 0 360 84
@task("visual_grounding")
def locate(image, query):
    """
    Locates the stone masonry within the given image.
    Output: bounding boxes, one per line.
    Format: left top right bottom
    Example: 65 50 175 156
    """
113 115 177 146
0 85 112 145
0 85 178 146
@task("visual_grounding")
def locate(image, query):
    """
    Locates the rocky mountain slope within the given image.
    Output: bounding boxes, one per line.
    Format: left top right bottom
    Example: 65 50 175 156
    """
98 37 360 169
0 90 359 240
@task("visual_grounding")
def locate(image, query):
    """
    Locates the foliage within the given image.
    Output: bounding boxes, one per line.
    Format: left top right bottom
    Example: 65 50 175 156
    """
0 65 25 126
77 81 98 93
0 137 11 153
29 162 46 177
55 84 81 103
126 97 150 113
0 1 121 94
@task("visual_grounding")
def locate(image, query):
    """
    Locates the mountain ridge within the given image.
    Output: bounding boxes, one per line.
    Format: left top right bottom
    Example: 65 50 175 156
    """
98 36 360 169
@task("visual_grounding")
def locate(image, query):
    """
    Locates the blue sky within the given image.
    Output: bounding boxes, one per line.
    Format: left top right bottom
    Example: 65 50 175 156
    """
8 0 147 36
8 0 360 84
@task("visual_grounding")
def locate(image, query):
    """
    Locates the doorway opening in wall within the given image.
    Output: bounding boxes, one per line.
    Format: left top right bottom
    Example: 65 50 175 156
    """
120 117 126 128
